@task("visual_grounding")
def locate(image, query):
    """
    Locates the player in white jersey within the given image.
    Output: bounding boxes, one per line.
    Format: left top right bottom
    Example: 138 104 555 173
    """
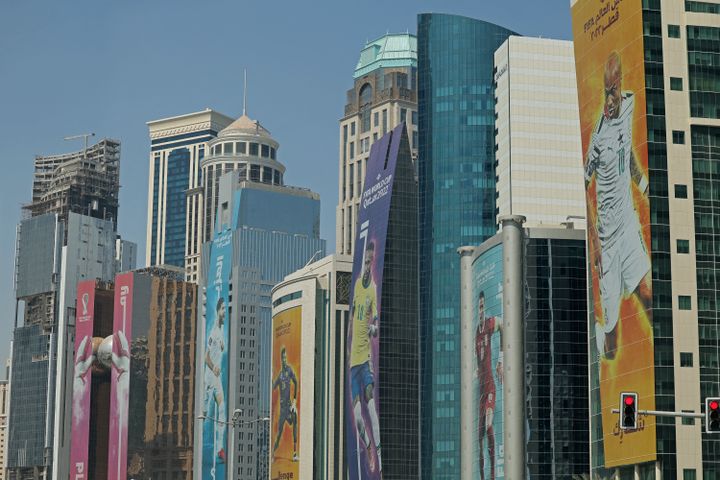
204 297 227 464
585 52 652 360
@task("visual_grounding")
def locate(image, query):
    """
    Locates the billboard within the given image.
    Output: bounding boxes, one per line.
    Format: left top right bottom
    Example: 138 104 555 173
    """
471 245 505 479
69 281 96 480
109 272 133 480
345 123 402 480
201 229 232 479
571 0 656 469
270 306 302 480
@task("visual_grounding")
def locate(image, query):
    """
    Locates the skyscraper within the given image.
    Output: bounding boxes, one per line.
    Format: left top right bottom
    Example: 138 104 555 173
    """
146 109 234 280
571 0 720 476
494 36 586 227
0 373 10 480
7 139 132 480
337 33 418 256
194 112 326 480
417 14 515 477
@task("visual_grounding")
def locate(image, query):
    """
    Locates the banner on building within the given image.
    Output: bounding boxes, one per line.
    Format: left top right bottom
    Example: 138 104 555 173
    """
471 245 505 479
69 280 96 480
572 0 657 469
345 122 403 480
270 306 302 480
201 229 233 479
109 272 134 480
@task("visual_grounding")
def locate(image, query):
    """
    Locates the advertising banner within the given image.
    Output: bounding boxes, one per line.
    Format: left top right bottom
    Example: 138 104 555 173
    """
201 229 232 479
270 306 302 480
345 122 402 480
471 245 505 479
572 0 657 469
69 281 96 480
109 272 134 480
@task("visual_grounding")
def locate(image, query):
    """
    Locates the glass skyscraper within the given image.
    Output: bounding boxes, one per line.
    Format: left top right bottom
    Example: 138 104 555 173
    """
417 13 515 477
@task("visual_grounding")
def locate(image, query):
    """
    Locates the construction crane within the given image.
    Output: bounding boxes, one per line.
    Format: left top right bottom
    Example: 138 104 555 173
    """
64 132 95 158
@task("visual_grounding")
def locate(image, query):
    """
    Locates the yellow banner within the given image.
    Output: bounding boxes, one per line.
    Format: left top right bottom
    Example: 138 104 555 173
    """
572 0 657 469
271 306 302 480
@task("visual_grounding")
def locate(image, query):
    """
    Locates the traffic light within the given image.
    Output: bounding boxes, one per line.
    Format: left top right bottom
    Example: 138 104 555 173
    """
620 392 638 430
706 397 720 433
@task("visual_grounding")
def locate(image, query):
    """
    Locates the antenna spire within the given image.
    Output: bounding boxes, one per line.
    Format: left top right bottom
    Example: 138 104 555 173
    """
243 69 247 116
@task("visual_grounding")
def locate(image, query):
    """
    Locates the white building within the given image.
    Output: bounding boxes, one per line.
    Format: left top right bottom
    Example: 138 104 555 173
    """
0 375 9 480
494 36 586 227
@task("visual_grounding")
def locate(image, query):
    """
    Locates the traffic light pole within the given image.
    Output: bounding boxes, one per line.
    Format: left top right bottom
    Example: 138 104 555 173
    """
611 408 704 419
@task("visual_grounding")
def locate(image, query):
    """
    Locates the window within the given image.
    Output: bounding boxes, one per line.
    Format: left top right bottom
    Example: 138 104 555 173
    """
350 122 356 136
249 143 259 156
374 112 379 127
677 239 690 253
668 24 681 38
670 77 683 91
382 109 387 134
223 143 233 154
679 295 692 310
349 142 355 159
235 142 246 154
684 469 697 480
401 108 407 123
412 111 418 125
672 130 686 144
680 352 693 367
261 144 270 157
675 184 688 198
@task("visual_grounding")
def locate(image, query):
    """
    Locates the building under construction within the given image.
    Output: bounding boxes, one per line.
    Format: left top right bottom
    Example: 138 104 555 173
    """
24 138 120 226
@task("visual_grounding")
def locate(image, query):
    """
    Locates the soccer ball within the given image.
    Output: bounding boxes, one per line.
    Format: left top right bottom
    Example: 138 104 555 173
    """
95 335 114 372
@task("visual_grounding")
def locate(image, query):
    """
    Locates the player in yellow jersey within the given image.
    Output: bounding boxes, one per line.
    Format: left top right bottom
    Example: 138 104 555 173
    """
349 240 382 474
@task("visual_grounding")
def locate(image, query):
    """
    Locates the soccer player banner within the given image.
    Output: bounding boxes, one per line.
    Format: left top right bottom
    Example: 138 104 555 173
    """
270 306 302 480
572 0 656 470
109 272 133 480
70 281 96 480
345 122 403 480
471 245 505 479
202 229 233 479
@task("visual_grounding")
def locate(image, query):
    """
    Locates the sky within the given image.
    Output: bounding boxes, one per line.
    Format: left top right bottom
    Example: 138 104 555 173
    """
0 0 572 367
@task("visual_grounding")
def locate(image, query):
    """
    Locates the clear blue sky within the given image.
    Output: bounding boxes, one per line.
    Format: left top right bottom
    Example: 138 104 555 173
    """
0 1 572 367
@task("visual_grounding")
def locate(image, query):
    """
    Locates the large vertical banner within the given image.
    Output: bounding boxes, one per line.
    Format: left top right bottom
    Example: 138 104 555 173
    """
270 306 301 480
572 0 656 469
345 123 402 480
70 281 96 480
472 245 505 480
109 272 134 480
201 229 232 479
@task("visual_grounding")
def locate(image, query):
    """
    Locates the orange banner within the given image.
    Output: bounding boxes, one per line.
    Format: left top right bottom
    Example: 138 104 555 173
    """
572 0 657 469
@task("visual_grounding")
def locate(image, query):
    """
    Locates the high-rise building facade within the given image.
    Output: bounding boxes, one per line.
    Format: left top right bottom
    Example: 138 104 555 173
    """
1 377 10 480
270 254 353 479
458 222 589 479
571 0 720 477
146 109 234 280
417 14 515 477
337 33 418 256
194 158 325 480
494 36 586 227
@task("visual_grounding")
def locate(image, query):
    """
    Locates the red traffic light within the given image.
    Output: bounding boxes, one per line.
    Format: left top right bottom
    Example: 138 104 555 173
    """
624 395 635 406
710 400 719 411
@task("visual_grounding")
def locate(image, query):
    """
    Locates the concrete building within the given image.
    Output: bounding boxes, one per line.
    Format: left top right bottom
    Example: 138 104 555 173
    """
417 14 516 477
570 0 720 477
459 221 589 479
494 37 586 227
146 109 234 280
337 33 418 256
194 117 326 480
115 237 137 273
270 254 352 479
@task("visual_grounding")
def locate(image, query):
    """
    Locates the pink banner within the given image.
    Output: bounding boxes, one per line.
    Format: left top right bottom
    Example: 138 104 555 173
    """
108 272 133 480
70 281 96 480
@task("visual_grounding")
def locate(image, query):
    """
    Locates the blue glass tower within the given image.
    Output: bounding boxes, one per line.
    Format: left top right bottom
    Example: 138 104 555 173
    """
417 13 515 477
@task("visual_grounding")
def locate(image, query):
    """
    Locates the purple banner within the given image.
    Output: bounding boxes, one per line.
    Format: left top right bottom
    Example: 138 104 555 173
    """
345 122 403 480
108 272 133 480
69 281 96 480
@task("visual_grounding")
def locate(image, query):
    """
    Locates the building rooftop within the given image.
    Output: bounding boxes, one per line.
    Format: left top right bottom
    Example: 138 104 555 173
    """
354 33 417 79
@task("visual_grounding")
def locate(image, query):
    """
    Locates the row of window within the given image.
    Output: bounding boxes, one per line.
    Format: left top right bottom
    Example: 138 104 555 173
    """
210 141 276 160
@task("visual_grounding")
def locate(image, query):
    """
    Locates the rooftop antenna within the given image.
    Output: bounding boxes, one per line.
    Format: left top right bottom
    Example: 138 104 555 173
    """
243 69 248 116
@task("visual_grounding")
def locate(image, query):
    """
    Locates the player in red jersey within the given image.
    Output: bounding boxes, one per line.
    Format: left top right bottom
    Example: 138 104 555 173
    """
475 291 503 480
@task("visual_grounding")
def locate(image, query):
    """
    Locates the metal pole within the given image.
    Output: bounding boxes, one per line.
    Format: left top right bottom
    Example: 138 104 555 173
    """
457 246 476 479
611 408 704 419
500 215 526 480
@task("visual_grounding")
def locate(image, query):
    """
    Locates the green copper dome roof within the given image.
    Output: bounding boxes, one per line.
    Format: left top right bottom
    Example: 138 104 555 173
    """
353 33 417 79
